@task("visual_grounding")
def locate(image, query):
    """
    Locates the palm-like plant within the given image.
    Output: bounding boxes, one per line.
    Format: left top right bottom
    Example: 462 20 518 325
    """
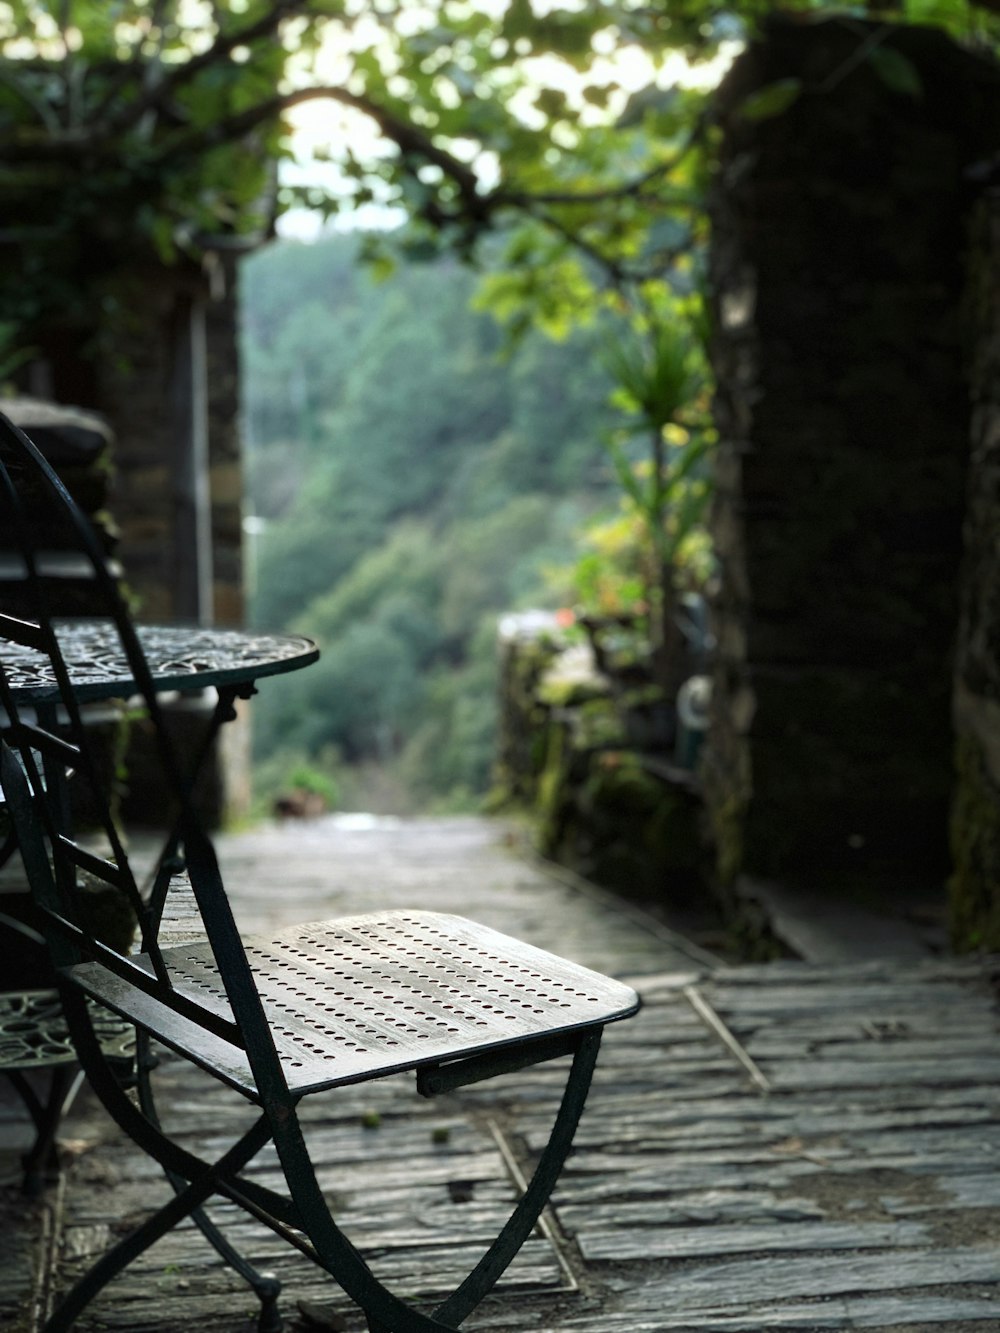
601 313 712 698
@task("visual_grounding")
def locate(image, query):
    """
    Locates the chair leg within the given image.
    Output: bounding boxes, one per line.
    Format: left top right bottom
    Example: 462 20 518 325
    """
45 1114 275 1333
59 986 603 1333
53 992 293 1330
266 1029 603 1333
134 1032 284 1333
58 991 300 1232
432 1028 601 1326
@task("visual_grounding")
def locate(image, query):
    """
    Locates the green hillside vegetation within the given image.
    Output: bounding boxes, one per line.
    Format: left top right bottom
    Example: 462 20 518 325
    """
241 233 617 811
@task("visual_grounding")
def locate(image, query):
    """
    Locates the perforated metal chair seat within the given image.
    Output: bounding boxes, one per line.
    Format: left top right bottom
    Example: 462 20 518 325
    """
69 910 638 1100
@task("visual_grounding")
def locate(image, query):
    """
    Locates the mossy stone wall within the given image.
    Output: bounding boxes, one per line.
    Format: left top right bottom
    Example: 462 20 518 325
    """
950 193 1000 949
494 614 708 904
705 18 1000 907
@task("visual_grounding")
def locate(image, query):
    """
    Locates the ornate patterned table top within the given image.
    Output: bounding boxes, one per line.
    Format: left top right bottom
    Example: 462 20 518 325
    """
0 620 319 703
0 990 135 1069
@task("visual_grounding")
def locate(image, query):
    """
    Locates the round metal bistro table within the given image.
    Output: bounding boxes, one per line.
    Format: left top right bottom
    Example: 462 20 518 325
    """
0 618 319 876
0 620 319 705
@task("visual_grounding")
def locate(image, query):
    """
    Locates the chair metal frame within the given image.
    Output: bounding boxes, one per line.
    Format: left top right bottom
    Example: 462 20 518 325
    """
0 410 639 1333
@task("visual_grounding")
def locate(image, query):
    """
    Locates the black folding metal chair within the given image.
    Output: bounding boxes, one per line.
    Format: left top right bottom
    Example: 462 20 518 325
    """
0 410 639 1333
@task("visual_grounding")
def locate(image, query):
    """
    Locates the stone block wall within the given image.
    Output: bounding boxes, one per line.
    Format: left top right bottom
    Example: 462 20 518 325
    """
205 264 246 628
494 612 709 907
96 258 245 628
704 19 1000 905
94 268 180 623
950 192 1000 948
22 256 252 825
94 259 251 824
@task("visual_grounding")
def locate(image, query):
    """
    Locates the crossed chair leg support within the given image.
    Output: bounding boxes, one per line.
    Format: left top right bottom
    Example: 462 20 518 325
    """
135 1033 283 1333
49 989 602 1333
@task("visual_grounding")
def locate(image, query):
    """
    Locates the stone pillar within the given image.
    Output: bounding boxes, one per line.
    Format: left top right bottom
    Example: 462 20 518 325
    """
92 260 250 824
950 192 1000 949
97 261 244 627
12 253 251 824
704 18 1000 904
95 269 179 621
169 292 214 624
206 253 246 629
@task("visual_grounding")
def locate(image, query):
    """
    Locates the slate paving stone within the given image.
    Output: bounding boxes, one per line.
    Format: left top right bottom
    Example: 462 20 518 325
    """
1 814 999 1332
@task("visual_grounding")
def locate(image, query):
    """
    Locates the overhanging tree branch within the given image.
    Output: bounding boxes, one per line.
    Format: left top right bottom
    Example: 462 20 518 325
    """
0 64 61 133
152 84 707 239
89 0 175 128
100 0 310 138
151 84 487 213
0 0 733 349
503 108 710 211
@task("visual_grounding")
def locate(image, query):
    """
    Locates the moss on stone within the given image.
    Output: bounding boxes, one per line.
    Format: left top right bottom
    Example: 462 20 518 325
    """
567 697 629 751
535 722 568 857
492 632 564 807
948 731 1000 952
496 613 713 915
537 675 607 709
546 751 707 902
709 791 747 892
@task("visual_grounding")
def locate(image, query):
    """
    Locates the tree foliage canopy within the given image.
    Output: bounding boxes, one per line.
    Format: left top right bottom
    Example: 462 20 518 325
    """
0 0 704 335
1 0 993 352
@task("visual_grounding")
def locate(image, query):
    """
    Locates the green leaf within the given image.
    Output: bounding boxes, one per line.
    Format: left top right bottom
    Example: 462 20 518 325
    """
606 437 646 508
867 47 924 99
535 87 568 121
905 0 977 27
617 85 681 130
602 323 701 431
738 78 803 123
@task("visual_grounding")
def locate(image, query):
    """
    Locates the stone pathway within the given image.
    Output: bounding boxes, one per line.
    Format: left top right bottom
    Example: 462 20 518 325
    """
2 815 999 1332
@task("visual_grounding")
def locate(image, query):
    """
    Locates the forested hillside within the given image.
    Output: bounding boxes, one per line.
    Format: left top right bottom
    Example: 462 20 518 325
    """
240 234 617 811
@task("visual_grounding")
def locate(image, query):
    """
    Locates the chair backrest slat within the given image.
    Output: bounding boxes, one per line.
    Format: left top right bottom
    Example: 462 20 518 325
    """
1 745 245 1048
6 720 82 770
53 836 129 890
